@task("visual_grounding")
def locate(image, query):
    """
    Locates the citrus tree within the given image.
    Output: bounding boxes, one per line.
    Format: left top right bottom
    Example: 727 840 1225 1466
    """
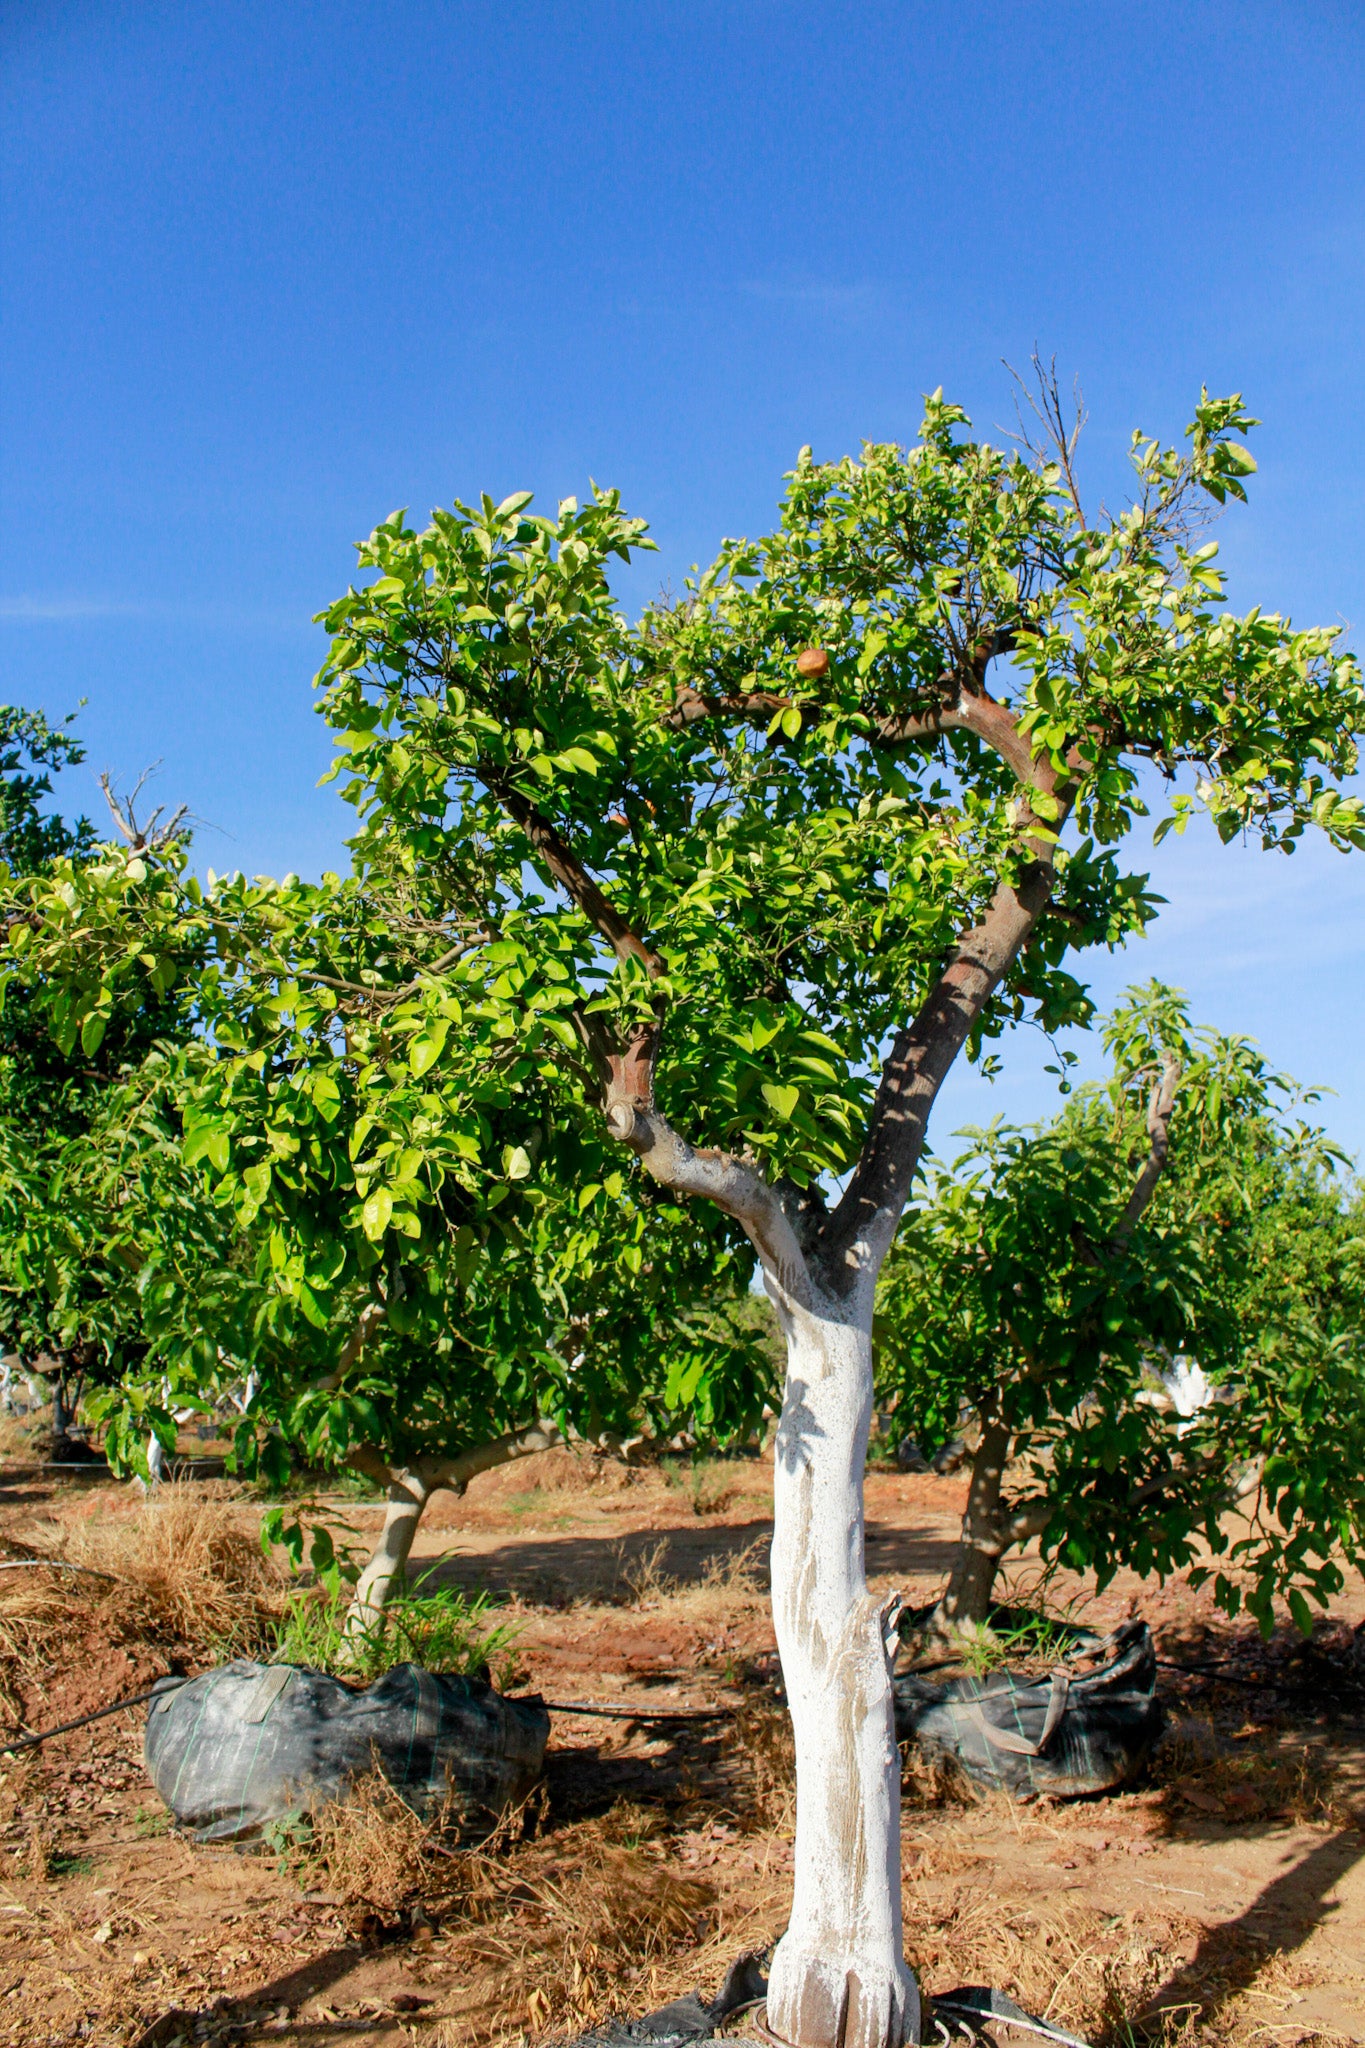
1 838 772 1629
0 710 203 1452
305 386 1365 2046
876 983 1365 1636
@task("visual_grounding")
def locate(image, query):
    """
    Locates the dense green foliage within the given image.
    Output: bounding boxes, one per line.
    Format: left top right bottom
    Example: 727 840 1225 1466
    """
877 985 1365 1632
2 381 1363 1645
0 795 772 1484
301 396 1364 1214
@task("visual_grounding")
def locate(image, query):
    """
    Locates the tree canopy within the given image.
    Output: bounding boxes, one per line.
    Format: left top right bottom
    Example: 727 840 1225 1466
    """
877 985 1365 1633
6 378 1364 2048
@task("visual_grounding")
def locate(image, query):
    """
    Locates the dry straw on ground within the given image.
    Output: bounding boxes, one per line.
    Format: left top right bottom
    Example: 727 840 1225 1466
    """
0 1483 284 1717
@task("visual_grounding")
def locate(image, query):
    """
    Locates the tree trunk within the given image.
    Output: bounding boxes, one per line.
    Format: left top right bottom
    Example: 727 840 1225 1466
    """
339 1420 564 1655
934 1419 1010 1631
343 1470 432 1649
765 1288 920 2048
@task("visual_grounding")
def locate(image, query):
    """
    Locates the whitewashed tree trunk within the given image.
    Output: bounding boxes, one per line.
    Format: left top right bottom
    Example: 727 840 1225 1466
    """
592 702 1068 2048
765 1286 919 2048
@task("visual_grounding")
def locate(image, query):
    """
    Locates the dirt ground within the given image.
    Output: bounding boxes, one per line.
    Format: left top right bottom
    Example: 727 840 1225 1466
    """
0 1450 1363 2048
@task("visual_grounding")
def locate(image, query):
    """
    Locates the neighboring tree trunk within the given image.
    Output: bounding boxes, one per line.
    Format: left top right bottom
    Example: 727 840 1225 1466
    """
49 1354 93 1459
765 1289 919 2048
340 1420 563 1654
931 1053 1183 1636
933 1418 1012 1631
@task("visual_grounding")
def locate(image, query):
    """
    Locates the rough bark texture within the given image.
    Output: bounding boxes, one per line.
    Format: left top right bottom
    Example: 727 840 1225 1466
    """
344 1475 429 1642
934 1419 1012 1630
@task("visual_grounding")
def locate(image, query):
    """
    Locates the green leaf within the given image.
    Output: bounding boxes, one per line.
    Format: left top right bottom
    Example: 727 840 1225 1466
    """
408 1026 448 1077
761 1082 800 1122
183 1124 229 1173
361 1187 394 1240
310 1070 342 1121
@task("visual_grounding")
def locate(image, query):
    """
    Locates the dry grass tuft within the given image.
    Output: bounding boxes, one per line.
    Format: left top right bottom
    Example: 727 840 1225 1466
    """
58 1483 281 1640
620 1538 675 1607
1152 1724 1341 1827
909 1888 1183 2042
439 1814 723 2042
724 1698 795 1834
306 1771 435 1918
0 1485 285 1682
619 1537 768 1619
901 1742 980 1812
530 1450 638 1496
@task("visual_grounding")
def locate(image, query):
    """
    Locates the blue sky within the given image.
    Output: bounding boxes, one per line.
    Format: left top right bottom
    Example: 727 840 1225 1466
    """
3 1 1365 1155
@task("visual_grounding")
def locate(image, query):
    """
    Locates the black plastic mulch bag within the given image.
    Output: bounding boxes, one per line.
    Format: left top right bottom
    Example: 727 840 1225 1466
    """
563 1955 769 2047
144 1659 549 1843
559 1956 1092 2048
893 1619 1163 1798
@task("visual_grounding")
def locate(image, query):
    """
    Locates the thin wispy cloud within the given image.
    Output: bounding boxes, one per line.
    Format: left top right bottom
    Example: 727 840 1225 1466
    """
0 595 311 630
0 595 152 622
738 277 885 315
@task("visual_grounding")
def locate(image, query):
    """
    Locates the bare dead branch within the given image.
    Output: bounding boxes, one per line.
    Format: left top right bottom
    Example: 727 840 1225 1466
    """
99 768 191 854
1003 351 1089 528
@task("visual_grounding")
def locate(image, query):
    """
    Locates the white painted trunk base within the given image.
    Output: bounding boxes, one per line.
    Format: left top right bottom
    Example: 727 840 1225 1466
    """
765 1293 920 2048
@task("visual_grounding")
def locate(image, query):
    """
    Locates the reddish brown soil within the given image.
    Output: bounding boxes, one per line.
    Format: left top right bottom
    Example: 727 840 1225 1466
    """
0 1455 1363 2047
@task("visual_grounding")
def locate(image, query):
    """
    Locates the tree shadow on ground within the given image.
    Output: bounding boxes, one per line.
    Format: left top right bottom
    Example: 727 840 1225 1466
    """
1131 1825 1365 2040
408 1515 957 1606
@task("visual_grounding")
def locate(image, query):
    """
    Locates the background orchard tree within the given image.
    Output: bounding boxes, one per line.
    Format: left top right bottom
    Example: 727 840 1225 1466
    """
876 983 1365 1638
0 713 205 1452
309 380 1365 2046
2 835 771 1637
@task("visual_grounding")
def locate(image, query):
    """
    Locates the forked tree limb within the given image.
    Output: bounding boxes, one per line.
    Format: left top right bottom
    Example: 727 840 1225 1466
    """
602 1097 812 1301
340 1419 566 1654
484 650 1075 1305
495 781 662 977
346 1416 565 1502
1112 1051 1182 1243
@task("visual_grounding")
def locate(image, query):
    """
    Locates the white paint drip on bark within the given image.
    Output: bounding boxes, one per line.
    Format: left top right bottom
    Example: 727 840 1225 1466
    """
765 1287 920 2048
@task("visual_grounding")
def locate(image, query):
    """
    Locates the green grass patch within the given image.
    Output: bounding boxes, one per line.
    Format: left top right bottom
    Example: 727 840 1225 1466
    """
267 1580 521 1687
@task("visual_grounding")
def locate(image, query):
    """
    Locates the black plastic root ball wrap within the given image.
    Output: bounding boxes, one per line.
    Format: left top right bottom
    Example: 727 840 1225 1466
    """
893 1619 1164 1798
558 1957 1092 2048
144 1659 550 1843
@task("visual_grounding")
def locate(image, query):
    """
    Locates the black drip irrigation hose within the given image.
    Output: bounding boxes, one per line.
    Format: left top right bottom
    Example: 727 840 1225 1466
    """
9 1644 1333 1760
1155 1655 1332 1693
525 1697 733 1722
1 1679 734 1755
0 1676 189 1754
